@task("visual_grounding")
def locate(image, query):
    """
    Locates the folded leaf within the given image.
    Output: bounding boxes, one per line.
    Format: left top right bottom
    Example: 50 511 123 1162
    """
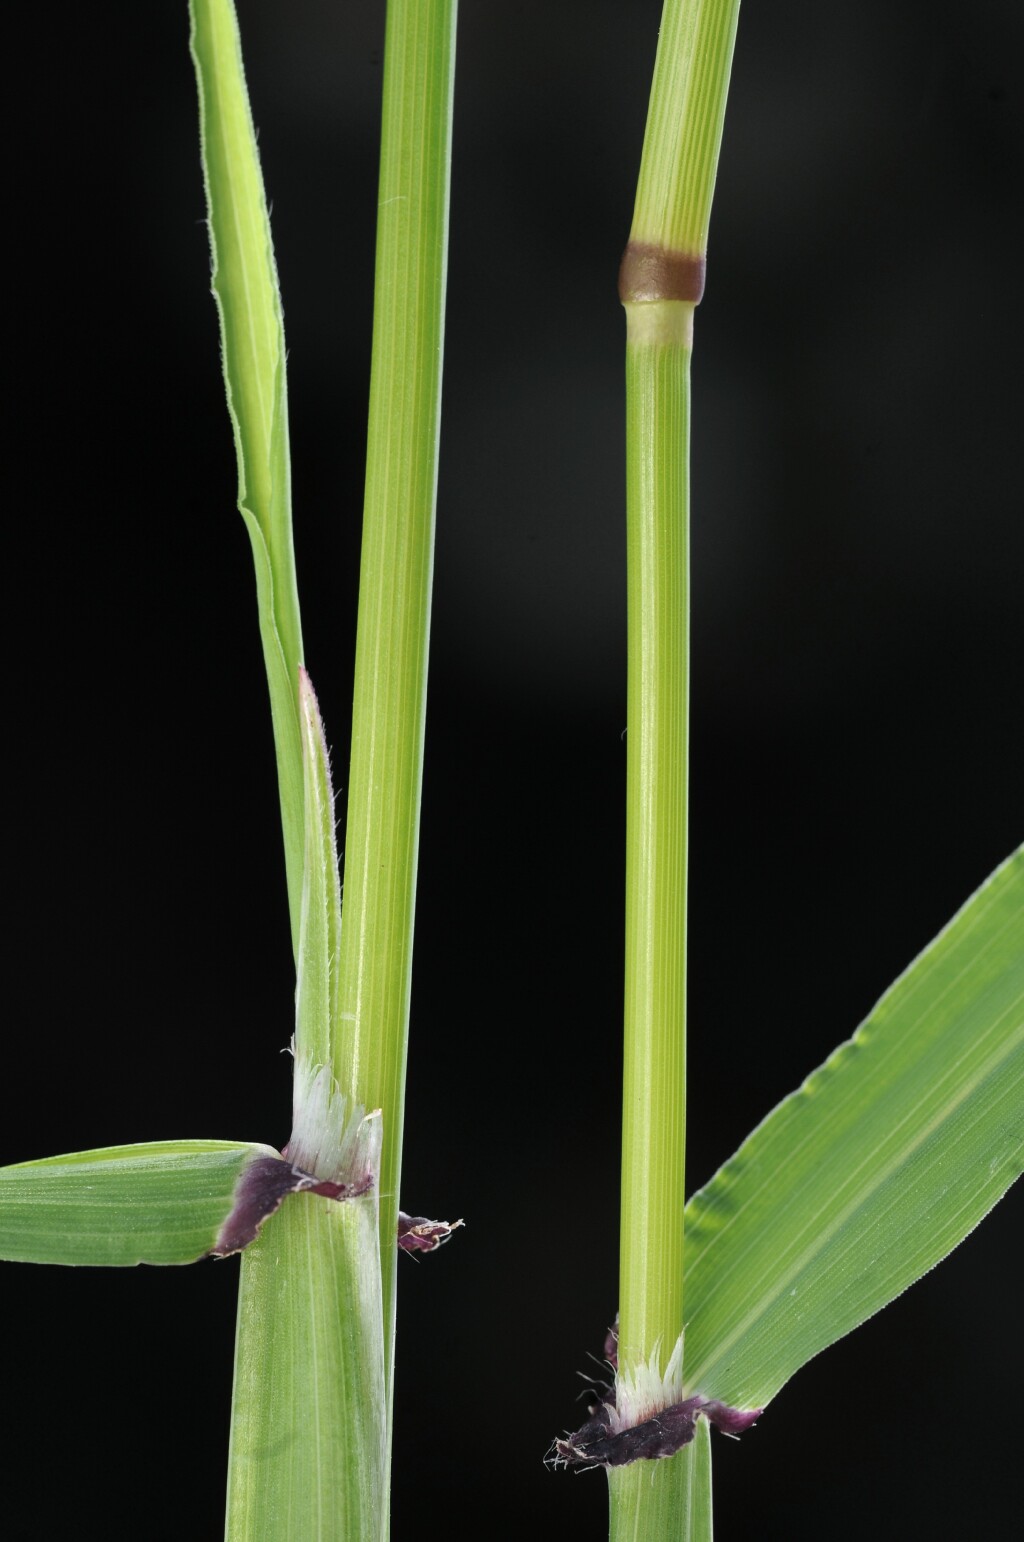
0 1140 321 1266
225 669 388 1538
240 508 306 959
225 1189 386 1540
682 845 1024 1410
293 667 343 1083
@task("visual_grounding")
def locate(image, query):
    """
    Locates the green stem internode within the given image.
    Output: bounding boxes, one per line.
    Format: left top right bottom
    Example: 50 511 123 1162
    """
608 1415 713 1542
630 0 742 258
618 301 693 1379
613 3 740 1534
331 0 458 1443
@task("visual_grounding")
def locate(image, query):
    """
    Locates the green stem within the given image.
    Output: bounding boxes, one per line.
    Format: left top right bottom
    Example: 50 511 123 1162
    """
608 1415 713 1542
332 0 458 1443
618 301 692 1377
616 0 740 1380
611 2 740 1535
630 0 742 258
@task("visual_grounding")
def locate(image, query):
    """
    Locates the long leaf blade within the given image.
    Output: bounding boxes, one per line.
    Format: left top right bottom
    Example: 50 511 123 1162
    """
190 0 305 953
682 846 1024 1409
0 1140 281 1266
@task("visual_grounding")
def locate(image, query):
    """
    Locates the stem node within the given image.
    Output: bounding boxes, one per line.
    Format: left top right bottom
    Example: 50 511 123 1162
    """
618 242 706 305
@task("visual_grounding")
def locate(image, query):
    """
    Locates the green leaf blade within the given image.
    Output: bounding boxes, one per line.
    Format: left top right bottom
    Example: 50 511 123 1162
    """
240 509 306 947
190 0 305 953
189 0 290 571
0 1140 279 1267
683 847 1024 1410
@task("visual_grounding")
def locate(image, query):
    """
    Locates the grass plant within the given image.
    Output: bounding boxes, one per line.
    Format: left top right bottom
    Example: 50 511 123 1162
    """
1 3 1020 1539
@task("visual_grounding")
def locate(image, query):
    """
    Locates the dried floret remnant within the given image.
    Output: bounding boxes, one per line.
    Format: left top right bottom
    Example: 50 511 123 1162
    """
397 1213 464 1255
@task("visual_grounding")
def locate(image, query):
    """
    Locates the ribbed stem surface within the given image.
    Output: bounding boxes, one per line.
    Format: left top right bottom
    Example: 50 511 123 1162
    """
618 301 692 1377
629 0 741 257
332 0 457 1438
608 1415 712 1542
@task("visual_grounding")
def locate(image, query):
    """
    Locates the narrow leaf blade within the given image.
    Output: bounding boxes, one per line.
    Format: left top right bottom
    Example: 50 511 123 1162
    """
0 1140 280 1266
240 509 305 949
683 846 1024 1409
190 0 305 953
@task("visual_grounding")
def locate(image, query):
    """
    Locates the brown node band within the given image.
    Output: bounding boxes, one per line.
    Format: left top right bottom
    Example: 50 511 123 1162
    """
618 242 706 305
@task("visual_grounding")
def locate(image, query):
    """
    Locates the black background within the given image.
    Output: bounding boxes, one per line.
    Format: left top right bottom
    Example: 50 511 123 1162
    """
4 2 1021 1538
